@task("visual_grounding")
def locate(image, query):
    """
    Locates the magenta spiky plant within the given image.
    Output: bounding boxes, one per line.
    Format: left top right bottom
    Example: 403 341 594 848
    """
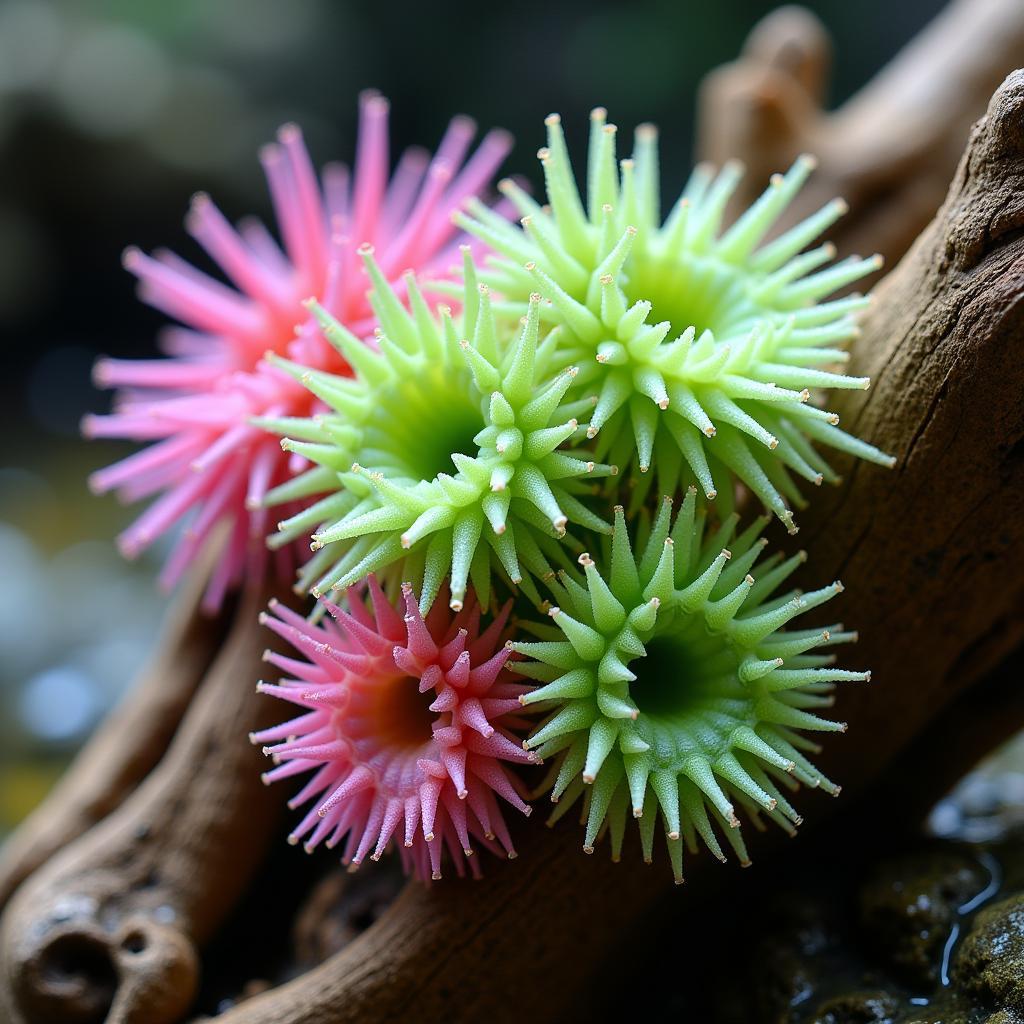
252 577 535 879
84 92 511 609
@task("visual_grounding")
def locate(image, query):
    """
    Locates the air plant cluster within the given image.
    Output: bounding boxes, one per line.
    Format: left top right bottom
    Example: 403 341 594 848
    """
89 95 892 882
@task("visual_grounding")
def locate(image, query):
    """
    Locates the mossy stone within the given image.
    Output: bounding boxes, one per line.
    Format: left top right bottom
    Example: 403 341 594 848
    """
809 989 900 1023
953 894 1024 1010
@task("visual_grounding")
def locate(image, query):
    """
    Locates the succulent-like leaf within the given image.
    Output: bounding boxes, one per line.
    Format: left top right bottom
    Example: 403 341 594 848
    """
510 490 869 881
263 247 615 611
456 110 894 530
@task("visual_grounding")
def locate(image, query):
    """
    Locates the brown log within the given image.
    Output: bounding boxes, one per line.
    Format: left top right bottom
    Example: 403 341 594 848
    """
0 583 288 1024
698 0 1024 273
872 640 1024 831
0 562 229 911
796 65 1024 791
192 69 1024 1024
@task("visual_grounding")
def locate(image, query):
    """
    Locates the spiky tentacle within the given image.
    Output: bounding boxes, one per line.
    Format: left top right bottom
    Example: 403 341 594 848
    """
252 579 535 880
510 490 869 882
456 109 894 530
85 93 512 608
263 248 614 612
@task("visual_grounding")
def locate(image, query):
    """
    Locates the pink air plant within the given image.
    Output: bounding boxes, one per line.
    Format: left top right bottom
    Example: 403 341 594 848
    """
83 91 512 610
251 578 535 880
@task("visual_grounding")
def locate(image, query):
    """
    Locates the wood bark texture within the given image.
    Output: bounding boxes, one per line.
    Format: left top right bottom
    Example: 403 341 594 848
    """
0 565 230 911
0 584 288 1024
193 69 1024 1024
698 0 1024 273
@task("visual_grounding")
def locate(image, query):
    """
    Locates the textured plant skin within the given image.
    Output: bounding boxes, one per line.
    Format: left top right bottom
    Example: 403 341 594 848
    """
251 578 535 879
262 249 615 613
84 92 511 610
510 489 869 882
456 109 895 530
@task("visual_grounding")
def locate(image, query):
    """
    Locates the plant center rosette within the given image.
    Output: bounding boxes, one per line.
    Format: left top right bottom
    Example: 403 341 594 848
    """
261 249 614 612
510 490 869 882
455 108 894 529
252 577 536 879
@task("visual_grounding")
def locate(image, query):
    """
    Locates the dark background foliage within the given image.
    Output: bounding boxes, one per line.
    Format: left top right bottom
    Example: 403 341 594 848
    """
0 0 944 831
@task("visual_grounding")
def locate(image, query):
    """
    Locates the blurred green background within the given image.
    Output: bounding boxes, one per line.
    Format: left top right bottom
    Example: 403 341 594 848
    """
0 0 948 840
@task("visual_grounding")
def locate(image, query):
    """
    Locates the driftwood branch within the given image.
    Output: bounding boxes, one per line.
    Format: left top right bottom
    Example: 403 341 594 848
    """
796 65 1024 792
0 564 229 911
0 584 288 1024
698 0 1024 272
184 69 1024 1024
874 640 1024 830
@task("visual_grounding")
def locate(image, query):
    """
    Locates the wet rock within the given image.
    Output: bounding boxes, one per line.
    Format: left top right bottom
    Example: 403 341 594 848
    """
859 849 988 986
901 997 971 1024
751 940 818 1023
808 990 900 1024
742 899 838 1023
928 799 963 839
958 776 1007 817
953 894 1024 1010
934 763 1024 845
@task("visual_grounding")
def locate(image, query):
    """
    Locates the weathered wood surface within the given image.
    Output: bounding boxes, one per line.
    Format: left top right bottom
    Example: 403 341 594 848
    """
0 584 287 1024
0 563 229 911
699 0 1024 271
189 68 1024 1024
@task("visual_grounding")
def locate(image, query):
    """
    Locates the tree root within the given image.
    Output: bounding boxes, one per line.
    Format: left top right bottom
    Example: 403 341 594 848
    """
0 584 288 1024
797 67 1024 795
0 563 230 911
192 69 1024 1024
698 0 1024 271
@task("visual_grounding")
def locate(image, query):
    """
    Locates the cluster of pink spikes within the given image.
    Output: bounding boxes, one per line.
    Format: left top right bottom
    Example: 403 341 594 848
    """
85 94 533 878
84 92 512 611
252 581 534 880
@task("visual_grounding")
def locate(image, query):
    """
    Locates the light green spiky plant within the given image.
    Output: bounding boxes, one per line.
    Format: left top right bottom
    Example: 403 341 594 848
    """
509 489 868 881
259 245 615 612
455 109 895 529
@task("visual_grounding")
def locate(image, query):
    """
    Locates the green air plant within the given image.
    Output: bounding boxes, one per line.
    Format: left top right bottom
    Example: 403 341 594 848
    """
509 490 868 882
455 109 895 530
260 246 615 613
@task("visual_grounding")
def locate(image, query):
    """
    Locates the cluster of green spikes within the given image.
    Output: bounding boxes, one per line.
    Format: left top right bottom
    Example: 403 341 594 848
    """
261 245 614 614
511 490 867 882
455 109 895 527
259 110 890 877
